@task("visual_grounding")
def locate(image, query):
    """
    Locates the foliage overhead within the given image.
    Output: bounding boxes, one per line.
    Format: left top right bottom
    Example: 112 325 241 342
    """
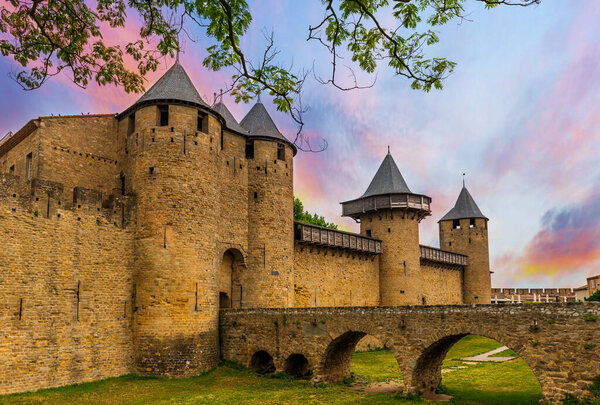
294 197 338 229
0 0 540 149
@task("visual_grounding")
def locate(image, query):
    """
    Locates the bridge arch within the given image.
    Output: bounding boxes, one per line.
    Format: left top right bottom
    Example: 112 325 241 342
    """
320 330 402 385
249 350 276 374
407 328 543 399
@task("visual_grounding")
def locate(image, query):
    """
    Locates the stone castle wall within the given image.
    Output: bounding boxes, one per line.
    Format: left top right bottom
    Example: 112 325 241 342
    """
293 245 380 307
419 263 463 305
0 175 135 395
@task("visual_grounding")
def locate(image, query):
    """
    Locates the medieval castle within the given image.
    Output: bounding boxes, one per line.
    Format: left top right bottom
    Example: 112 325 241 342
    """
0 62 491 394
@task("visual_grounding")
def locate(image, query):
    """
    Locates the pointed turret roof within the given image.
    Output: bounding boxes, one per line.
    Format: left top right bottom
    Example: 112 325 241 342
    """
240 101 290 143
213 101 247 134
340 149 431 219
136 62 208 107
439 185 488 222
361 151 412 198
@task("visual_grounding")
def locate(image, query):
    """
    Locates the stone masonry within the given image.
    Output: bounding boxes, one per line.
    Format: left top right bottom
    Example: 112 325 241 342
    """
220 303 600 404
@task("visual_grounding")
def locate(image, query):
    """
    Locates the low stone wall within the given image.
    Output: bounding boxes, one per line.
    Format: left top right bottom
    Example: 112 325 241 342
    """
220 303 600 404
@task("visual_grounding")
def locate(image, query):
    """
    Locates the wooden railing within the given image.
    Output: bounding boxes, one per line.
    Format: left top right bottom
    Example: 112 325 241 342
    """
295 222 382 254
341 193 431 218
420 245 468 267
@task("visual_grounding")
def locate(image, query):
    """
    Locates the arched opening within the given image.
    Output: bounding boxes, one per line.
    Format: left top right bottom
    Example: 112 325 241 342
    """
412 334 542 403
284 354 311 379
322 331 403 394
249 350 275 375
219 248 246 308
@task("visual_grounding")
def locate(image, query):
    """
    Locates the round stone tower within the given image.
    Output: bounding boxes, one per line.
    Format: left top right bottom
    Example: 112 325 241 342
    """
240 101 296 308
116 62 223 376
439 182 491 304
341 150 431 305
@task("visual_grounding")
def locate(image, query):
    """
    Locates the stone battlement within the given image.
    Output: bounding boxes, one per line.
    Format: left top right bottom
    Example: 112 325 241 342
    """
0 173 133 227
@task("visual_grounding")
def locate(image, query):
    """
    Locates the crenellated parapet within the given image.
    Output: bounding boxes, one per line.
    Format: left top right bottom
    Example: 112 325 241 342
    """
0 173 134 227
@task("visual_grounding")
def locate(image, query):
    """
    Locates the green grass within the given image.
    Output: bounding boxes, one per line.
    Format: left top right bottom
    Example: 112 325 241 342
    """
351 349 403 383
0 336 542 405
442 360 542 405
443 335 503 368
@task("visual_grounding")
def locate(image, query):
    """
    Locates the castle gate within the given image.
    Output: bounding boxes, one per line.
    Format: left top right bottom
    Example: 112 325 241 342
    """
220 303 600 404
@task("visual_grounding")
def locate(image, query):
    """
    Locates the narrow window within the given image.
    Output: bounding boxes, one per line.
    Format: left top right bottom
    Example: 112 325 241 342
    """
277 143 285 161
120 173 126 195
449 241 452 247
197 111 207 132
127 114 135 135
453 219 460 229
366 230 372 237
469 218 476 228
158 106 169 126
9 165 15 175
220 130 224 150
25 153 33 180
245 140 255 159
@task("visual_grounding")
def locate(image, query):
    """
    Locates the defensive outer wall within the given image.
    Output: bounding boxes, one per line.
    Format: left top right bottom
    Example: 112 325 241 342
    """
220 303 600 404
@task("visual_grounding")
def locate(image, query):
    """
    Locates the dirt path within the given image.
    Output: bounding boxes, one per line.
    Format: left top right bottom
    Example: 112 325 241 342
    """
461 346 516 362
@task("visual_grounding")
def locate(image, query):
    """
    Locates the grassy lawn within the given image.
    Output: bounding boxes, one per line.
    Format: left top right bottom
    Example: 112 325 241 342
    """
0 336 542 405
351 349 403 383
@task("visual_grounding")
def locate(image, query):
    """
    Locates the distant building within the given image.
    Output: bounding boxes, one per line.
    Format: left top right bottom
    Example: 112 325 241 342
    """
490 287 575 303
587 275 600 297
574 285 589 302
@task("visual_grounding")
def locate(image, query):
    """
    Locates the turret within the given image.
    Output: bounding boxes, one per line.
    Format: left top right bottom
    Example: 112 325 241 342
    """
116 62 222 376
439 182 491 304
240 100 296 308
341 150 431 305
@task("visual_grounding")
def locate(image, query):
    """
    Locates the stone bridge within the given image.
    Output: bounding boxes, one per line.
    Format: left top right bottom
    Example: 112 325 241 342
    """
220 303 600 403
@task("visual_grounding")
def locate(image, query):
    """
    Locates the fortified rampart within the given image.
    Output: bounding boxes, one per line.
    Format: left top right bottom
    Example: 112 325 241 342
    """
0 175 134 394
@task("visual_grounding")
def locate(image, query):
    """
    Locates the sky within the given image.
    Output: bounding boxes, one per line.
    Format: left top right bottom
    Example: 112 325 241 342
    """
1 1 599 288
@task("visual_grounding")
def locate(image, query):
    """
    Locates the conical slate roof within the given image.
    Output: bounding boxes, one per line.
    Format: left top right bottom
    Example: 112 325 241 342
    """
136 62 209 107
361 152 412 198
240 101 289 142
213 101 247 134
439 186 488 221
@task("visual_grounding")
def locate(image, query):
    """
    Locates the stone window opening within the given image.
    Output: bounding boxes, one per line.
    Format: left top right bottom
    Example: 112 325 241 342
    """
253 191 258 199
9 164 15 175
158 105 169 126
366 230 372 237
250 351 276 375
246 140 255 159
149 167 154 175
120 173 126 195
25 152 33 180
197 111 208 133
453 219 460 229
449 241 452 247
277 143 285 161
469 218 476 228
127 114 135 135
